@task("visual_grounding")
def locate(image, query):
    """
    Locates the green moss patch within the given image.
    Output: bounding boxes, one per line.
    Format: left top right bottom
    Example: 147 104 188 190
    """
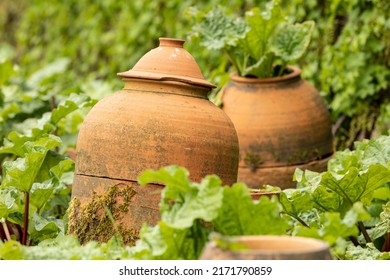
67 184 139 245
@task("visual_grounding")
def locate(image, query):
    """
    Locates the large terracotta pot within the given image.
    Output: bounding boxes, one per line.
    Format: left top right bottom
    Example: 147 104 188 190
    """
200 235 332 260
222 67 333 189
69 38 239 244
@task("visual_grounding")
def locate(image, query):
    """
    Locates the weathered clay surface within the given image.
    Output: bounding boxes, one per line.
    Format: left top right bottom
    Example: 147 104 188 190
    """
222 66 333 188
71 38 239 243
75 85 239 184
239 154 332 190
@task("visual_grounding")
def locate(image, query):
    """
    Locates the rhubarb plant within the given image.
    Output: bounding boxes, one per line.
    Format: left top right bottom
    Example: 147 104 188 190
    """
1 135 390 260
282 134 390 259
0 93 95 245
191 0 315 78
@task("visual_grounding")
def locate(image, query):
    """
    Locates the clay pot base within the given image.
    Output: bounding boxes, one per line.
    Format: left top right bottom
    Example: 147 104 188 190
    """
200 235 332 260
239 154 332 190
69 174 162 245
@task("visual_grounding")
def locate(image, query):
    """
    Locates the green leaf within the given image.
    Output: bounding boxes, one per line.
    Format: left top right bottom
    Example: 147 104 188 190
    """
345 243 390 260
215 183 288 235
0 58 15 86
0 240 23 260
30 182 55 210
280 187 315 217
0 113 54 157
139 166 223 229
0 189 18 219
163 175 223 229
294 211 359 246
293 168 322 188
27 58 70 88
129 222 189 260
270 20 315 62
197 7 247 50
319 165 390 210
28 213 64 242
244 3 282 61
51 93 95 124
139 165 191 193
369 202 390 240
1 135 62 192
312 184 343 211
361 135 390 169
35 152 73 183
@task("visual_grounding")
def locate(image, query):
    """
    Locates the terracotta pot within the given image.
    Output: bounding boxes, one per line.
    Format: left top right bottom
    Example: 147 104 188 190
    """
222 67 333 189
69 38 239 244
200 235 332 260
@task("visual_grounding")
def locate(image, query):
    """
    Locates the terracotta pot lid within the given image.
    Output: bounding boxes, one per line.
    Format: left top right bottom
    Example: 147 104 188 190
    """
117 38 216 89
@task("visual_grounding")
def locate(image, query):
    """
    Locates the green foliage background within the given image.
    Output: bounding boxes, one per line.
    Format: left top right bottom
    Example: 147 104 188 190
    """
0 0 390 259
1 0 389 151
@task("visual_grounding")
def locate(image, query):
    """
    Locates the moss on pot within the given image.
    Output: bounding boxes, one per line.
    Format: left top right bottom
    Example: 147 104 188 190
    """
67 184 139 245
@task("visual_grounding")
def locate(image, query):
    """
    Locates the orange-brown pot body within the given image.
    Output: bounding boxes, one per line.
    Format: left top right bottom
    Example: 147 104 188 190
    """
70 38 239 243
72 81 239 239
222 67 333 189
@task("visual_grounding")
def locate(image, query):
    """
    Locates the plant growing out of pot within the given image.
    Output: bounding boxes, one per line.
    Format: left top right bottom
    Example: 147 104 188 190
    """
191 0 334 189
192 0 315 79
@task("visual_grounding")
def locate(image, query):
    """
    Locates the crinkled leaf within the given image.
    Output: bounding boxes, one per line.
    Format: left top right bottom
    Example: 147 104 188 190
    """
293 168 322 188
241 53 273 77
319 165 390 210
30 182 55 210
1 135 62 192
197 7 247 50
280 187 315 217
139 166 224 229
162 175 223 229
361 135 390 169
358 165 390 203
50 158 74 183
35 151 73 183
215 183 288 235
28 213 64 241
139 165 192 213
271 21 315 62
15 235 130 260
312 184 343 211
130 222 193 260
294 211 359 246
327 149 363 174
343 202 371 226
244 3 282 61
0 189 18 219
0 113 54 157
51 93 95 124
345 243 390 260
369 202 390 240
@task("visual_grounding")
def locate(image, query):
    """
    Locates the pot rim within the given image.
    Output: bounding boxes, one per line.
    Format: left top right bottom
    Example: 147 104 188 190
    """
230 65 301 84
213 235 330 254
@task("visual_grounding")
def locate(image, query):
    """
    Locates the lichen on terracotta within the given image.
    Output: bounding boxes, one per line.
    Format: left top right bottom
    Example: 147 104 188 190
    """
67 184 139 245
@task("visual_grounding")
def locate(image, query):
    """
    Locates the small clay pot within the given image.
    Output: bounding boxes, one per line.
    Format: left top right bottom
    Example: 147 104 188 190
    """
200 235 332 260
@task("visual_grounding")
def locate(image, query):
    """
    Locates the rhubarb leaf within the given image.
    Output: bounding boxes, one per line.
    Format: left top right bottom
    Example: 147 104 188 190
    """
271 21 315 62
214 183 288 235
